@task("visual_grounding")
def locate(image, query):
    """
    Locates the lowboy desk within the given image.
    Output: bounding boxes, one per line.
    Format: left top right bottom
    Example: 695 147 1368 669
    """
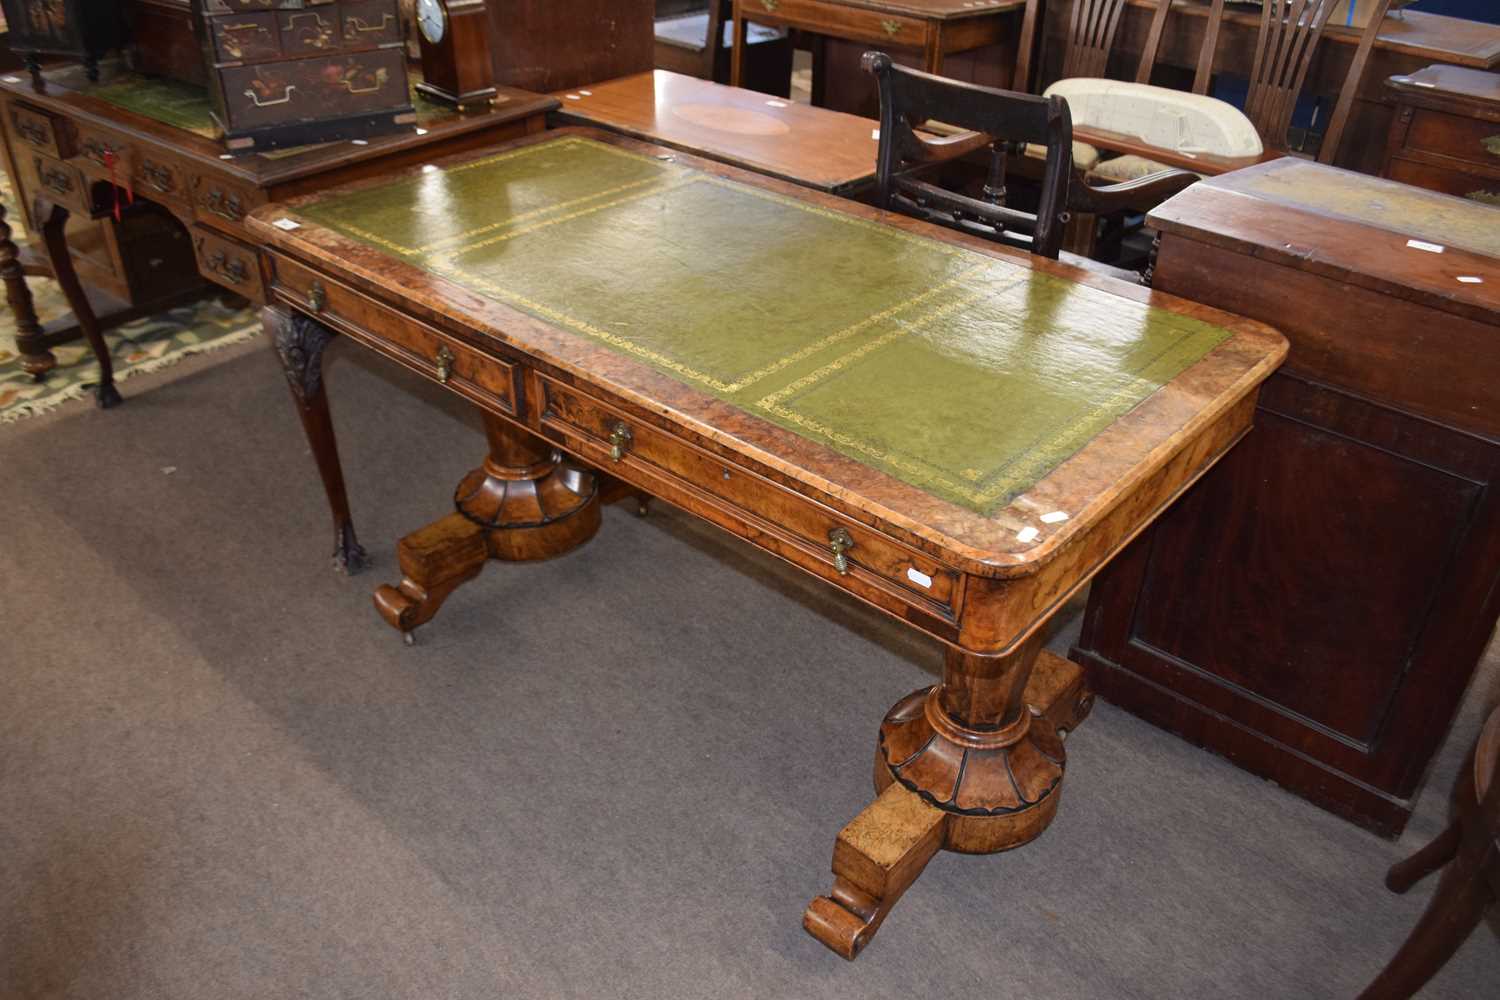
249 129 1285 958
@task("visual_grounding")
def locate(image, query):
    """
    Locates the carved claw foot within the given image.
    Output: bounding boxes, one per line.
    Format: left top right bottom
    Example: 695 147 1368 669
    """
94 382 123 409
333 522 369 575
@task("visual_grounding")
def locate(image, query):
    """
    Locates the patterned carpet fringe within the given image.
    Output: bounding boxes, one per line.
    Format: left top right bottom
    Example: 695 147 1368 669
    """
1 320 260 424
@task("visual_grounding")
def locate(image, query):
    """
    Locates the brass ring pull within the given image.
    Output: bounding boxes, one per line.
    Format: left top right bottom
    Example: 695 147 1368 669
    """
307 280 327 313
609 422 633 462
828 527 855 575
434 345 455 385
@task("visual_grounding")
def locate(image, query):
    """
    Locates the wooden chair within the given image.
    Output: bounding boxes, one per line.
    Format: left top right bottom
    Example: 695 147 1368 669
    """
654 0 791 97
1357 703 1499 999
1015 0 1393 181
865 52 1194 264
865 52 1074 259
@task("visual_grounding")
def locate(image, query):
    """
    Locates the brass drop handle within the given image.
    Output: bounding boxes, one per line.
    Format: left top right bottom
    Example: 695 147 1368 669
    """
307 279 327 313
434 345 455 384
13 118 48 146
609 422 633 462
142 161 174 192
828 527 855 575
204 188 244 221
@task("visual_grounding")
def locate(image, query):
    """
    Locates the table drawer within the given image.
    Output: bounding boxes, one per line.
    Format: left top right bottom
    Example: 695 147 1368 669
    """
193 226 266 300
216 47 408 132
278 7 342 55
1387 157 1500 206
134 151 191 205
1401 109 1500 170
76 125 135 177
9 103 74 160
341 1 403 48
193 173 261 230
537 374 960 612
25 152 93 216
271 255 518 414
204 0 334 13
209 11 284 63
739 0 925 47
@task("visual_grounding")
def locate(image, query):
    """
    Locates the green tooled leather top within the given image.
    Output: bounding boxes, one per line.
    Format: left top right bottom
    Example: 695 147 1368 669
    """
297 137 1232 514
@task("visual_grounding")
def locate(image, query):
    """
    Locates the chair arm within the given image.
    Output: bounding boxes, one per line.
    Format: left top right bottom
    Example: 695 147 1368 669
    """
1069 167 1199 215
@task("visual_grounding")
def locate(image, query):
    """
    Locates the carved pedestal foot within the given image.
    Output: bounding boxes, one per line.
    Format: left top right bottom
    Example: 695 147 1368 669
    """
806 646 1091 958
374 414 601 638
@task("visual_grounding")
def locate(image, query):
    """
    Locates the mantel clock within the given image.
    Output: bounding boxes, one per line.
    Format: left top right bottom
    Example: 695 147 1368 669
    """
414 0 496 107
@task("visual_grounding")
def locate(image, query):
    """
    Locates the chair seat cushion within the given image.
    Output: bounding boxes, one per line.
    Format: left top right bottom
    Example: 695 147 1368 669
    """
1043 78 1263 159
1087 153 1191 183
1023 140 1101 172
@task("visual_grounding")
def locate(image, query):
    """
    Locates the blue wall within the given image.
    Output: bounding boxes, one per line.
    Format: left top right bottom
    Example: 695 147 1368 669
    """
1411 0 1500 23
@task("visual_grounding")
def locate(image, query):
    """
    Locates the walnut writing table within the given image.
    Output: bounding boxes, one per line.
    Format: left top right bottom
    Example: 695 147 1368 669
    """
730 0 1024 105
0 60 555 406
249 130 1285 958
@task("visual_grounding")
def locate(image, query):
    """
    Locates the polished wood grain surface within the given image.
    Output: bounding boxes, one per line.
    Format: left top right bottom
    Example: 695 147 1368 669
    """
250 127 1284 957
551 70 882 193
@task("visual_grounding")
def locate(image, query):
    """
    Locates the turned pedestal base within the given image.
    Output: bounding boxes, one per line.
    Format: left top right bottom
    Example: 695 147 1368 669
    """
374 414 601 640
805 646 1093 959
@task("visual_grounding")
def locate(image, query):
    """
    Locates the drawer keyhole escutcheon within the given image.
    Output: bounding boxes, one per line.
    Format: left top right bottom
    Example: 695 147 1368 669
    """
307 280 327 313
828 527 855 575
609 422 633 462
434 345 455 384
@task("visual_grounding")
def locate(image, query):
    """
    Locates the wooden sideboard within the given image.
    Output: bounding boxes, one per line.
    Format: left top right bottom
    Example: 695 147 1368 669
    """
1384 63 1500 206
1071 159 1500 837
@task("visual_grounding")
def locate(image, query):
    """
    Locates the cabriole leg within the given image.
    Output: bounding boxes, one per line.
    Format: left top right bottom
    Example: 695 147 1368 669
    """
264 305 367 574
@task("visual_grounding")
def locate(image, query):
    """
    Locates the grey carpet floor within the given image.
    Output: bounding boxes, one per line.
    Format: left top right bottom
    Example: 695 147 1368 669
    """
1 343 1496 1000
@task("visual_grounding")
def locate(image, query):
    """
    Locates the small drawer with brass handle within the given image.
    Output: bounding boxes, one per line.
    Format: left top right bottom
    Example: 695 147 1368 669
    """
194 174 263 231
9 104 74 159
192 225 267 302
267 253 519 415
342 1 403 46
537 374 962 615
737 0 922 46
25 154 92 215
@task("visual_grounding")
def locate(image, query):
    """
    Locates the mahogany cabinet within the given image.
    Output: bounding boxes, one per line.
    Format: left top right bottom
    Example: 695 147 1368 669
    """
1071 160 1500 836
488 0 654 94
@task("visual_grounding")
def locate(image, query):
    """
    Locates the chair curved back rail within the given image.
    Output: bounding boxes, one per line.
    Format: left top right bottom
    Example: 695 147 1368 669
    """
865 52 1073 259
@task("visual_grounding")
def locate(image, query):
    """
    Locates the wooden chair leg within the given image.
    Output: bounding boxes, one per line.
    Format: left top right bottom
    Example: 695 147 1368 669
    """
1386 821 1462 894
1356 858 1493 1000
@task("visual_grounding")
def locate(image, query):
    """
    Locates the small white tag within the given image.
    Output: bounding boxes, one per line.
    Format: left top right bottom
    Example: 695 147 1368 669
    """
1040 511 1069 524
906 567 933 589
2 76 20 84
273 218 301 231
1016 526 1040 544
579 90 592 96
219 154 234 160
565 93 581 100
765 100 788 108
871 129 880 140
350 139 369 146
1407 239 1444 253
415 128 429 136
1457 275 1484 284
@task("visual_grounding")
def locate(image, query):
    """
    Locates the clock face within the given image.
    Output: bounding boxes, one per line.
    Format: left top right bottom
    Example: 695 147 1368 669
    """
416 0 447 45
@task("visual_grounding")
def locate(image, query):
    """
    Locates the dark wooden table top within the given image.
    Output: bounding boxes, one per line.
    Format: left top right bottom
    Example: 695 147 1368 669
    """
551 70 882 194
1149 157 1500 327
0 60 558 189
1388 62 1500 103
762 0 1026 20
251 128 1285 575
